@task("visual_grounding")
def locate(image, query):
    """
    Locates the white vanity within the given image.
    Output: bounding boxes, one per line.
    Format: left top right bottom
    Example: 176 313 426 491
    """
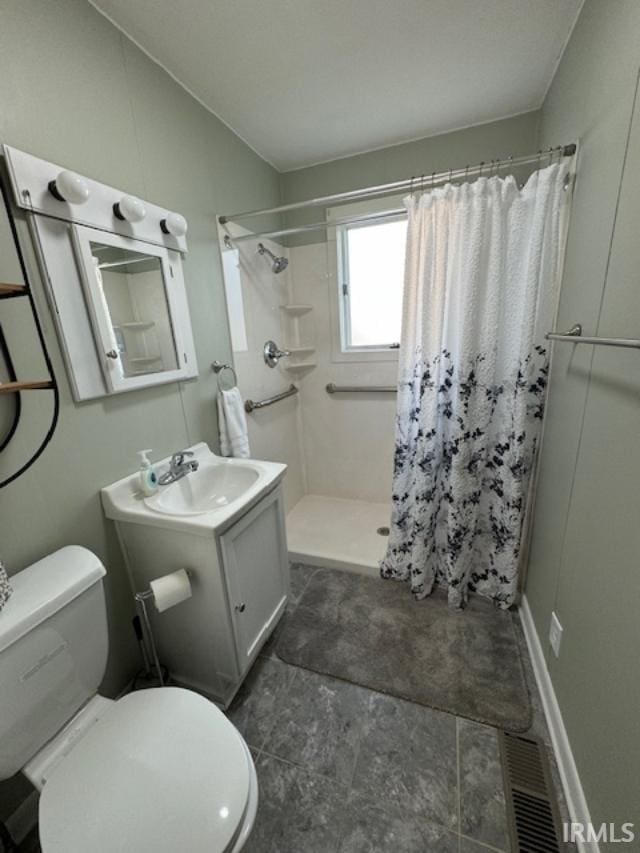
102 443 289 707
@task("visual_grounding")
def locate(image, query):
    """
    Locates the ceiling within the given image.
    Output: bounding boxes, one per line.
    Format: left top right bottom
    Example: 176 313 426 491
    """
89 0 583 172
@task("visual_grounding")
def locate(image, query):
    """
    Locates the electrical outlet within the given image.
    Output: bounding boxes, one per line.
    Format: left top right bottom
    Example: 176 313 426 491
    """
549 612 563 658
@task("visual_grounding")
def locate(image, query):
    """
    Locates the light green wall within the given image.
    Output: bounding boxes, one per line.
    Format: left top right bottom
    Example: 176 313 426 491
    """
280 111 540 244
0 0 280 706
527 0 640 838
3 0 637 834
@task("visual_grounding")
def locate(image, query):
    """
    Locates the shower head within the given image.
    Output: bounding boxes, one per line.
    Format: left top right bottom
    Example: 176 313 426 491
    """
257 242 289 274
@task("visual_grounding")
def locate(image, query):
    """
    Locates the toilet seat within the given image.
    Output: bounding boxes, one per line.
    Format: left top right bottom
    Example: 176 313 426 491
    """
38 687 256 853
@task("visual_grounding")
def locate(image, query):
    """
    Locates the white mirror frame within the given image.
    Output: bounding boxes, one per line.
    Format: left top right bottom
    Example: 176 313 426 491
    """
3 144 198 401
71 225 195 394
29 215 198 401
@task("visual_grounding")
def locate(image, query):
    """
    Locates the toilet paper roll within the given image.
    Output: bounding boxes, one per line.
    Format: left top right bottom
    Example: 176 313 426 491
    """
150 569 192 613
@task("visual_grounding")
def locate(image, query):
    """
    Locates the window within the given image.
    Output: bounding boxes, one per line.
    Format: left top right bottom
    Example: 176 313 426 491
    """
338 214 407 352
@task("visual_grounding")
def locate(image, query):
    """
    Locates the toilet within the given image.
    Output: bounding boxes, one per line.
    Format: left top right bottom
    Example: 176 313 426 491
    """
0 546 258 852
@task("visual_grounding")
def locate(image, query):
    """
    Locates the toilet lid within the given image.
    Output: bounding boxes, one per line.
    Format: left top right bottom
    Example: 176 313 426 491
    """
39 688 251 853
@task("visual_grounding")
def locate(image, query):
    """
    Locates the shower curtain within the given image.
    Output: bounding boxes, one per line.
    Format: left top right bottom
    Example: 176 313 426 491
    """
380 162 569 609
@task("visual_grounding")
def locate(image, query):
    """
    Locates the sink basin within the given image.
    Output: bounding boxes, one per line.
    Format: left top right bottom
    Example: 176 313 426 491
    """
101 443 287 535
145 462 259 516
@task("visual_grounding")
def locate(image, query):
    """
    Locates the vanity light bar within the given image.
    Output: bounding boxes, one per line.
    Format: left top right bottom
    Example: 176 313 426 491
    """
2 145 189 254
47 176 186 236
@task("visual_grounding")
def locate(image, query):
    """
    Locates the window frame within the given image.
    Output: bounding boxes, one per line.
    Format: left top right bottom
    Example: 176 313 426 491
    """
335 211 406 358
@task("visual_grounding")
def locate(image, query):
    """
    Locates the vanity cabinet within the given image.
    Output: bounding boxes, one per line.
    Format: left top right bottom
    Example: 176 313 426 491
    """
113 482 289 707
219 487 288 672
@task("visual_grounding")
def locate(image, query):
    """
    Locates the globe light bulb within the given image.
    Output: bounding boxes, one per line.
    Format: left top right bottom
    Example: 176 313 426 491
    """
48 170 90 204
160 212 188 237
114 195 147 223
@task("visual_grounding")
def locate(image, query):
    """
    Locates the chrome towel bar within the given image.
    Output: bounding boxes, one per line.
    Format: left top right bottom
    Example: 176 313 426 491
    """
244 384 298 413
326 383 397 394
212 360 238 390
545 323 640 350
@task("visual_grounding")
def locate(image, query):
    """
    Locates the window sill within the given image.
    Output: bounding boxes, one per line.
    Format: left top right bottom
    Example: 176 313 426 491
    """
331 347 400 364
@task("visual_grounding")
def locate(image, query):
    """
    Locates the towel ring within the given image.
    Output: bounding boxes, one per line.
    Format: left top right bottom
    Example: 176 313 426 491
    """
212 360 237 391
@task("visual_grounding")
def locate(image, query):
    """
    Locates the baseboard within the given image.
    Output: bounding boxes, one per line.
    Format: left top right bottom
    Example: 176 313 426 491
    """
519 595 599 853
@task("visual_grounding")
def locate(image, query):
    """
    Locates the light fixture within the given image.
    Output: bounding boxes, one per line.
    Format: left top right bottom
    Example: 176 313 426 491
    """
160 212 188 237
48 170 90 204
113 195 147 223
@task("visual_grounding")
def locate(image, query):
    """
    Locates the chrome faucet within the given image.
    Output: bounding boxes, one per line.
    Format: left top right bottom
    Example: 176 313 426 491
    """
158 450 199 485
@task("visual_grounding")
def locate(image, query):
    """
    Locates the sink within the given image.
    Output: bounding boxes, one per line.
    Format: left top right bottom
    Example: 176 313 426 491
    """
101 442 287 535
145 461 260 516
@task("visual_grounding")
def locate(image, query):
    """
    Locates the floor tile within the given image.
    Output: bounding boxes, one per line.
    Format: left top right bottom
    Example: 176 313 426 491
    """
337 793 459 853
244 754 299 852
226 657 297 750
460 836 506 853
261 667 371 784
458 718 511 851
351 690 458 830
245 753 347 853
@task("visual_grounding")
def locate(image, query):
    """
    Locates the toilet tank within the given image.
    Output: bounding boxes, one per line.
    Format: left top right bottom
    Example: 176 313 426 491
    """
0 546 108 779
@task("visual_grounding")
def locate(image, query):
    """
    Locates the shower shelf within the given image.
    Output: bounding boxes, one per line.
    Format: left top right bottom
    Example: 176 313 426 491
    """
286 346 315 357
285 362 317 374
280 304 313 317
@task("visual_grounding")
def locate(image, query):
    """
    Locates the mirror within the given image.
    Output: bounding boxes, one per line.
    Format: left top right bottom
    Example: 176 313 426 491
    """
68 224 197 396
89 242 178 378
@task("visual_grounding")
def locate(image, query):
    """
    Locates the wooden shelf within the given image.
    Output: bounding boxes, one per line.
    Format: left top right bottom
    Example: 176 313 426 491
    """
0 283 26 296
0 380 54 394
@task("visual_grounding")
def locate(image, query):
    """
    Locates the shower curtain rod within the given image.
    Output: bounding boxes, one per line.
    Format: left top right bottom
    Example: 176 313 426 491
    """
218 143 576 226
229 207 407 243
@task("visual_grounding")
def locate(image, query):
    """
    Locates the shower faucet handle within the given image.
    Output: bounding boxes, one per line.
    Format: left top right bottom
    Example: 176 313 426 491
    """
263 340 291 368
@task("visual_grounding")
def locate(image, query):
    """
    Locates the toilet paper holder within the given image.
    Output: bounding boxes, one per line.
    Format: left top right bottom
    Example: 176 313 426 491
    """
134 569 193 688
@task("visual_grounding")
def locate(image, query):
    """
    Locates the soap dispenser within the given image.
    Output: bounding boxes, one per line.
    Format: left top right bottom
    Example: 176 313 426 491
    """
137 449 158 496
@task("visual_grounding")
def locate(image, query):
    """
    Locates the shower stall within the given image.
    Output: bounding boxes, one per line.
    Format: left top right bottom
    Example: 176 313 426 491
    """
217 145 576 577
218 223 397 575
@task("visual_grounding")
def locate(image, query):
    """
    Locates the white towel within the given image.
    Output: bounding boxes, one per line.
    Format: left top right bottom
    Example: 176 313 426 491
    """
217 387 250 458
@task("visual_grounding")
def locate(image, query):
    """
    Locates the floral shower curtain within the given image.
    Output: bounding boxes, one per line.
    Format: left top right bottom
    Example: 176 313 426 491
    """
380 162 569 609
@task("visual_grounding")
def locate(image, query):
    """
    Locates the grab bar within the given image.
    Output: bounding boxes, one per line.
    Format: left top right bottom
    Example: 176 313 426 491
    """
244 384 298 413
545 323 640 350
326 383 397 394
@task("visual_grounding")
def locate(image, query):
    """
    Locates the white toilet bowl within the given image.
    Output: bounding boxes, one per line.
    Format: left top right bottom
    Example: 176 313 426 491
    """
0 546 258 852
34 688 258 853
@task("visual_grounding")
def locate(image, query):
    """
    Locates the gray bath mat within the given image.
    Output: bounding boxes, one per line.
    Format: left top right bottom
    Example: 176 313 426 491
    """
276 567 531 732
